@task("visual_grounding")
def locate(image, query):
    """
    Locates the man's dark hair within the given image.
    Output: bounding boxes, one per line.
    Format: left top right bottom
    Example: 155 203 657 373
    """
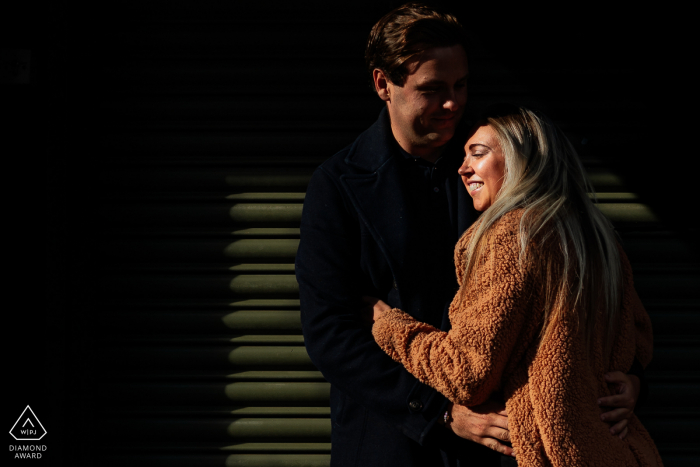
365 2 467 89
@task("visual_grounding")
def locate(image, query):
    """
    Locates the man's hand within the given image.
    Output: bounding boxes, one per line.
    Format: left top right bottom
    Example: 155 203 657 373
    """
445 400 514 457
598 371 640 439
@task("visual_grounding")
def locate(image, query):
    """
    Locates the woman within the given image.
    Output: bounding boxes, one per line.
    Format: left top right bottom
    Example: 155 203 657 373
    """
370 105 662 466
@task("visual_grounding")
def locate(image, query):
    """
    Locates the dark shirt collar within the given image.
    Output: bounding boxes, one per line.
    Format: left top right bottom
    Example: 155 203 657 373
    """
396 144 452 169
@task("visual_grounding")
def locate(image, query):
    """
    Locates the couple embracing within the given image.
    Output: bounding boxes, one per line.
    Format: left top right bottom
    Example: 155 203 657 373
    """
295 3 662 466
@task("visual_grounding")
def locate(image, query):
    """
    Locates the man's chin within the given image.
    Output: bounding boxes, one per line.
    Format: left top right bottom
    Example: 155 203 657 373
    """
424 129 456 147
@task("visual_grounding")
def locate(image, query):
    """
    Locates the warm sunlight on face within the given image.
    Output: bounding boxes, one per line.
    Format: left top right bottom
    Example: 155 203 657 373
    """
376 45 469 162
458 125 506 211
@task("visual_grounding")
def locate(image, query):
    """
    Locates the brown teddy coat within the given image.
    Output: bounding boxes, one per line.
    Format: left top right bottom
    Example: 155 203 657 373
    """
372 209 663 466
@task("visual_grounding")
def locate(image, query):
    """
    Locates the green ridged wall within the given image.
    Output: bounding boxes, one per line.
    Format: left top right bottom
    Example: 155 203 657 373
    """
98 166 699 466
95 3 698 466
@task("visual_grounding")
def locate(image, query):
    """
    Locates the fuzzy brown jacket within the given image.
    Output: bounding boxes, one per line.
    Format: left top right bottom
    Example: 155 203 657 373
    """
373 209 663 466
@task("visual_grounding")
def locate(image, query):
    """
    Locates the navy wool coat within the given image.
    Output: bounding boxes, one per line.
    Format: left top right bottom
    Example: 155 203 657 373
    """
295 109 498 466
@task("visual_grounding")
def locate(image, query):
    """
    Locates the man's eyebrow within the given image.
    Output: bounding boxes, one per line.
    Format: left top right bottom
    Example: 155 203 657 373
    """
417 74 469 87
417 79 445 87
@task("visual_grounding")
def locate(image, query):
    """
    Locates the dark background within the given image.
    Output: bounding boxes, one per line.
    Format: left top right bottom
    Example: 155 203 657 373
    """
3 1 695 465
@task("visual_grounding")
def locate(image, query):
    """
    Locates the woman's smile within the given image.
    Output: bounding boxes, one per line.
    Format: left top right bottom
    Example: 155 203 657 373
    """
467 181 484 193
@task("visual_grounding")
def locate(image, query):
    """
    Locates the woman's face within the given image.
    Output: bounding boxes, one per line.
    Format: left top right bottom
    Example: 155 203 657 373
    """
458 124 506 212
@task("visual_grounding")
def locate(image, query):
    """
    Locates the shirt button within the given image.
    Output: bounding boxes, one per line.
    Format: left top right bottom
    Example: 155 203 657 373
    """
433 187 439 193
409 400 423 412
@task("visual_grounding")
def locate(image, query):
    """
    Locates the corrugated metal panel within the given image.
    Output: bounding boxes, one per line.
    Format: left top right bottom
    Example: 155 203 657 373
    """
98 170 699 465
95 3 698 466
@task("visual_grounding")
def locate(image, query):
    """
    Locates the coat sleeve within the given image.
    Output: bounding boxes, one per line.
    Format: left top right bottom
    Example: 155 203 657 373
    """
295 166 449 444
372 220 535 407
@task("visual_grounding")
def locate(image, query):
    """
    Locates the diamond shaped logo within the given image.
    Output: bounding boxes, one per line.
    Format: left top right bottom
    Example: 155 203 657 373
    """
9 406 46 441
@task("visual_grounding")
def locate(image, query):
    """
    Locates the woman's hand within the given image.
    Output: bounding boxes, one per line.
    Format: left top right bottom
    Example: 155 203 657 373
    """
361 296 391 325
598 371 640 439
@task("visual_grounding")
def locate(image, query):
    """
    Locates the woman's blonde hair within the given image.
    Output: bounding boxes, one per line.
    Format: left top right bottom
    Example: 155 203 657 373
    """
463 104 622 356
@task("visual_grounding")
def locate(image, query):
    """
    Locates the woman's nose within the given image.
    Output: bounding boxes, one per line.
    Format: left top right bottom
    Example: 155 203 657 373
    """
458 158 472 175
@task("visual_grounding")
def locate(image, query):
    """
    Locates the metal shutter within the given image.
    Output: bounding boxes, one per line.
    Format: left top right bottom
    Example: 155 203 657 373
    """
92 3 698 466
99 163 330 466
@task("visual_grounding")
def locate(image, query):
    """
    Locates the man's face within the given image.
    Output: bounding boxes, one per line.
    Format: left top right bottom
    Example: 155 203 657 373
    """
381 45 469 158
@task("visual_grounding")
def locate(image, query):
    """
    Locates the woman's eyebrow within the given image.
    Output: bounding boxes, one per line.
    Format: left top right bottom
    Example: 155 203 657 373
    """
468 143 491 151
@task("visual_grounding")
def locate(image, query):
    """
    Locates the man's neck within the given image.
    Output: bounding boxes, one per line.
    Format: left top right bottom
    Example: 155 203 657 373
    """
395 138 446 164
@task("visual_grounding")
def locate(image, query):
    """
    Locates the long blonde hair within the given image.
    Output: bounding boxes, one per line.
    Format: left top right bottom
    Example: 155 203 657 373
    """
463 104 622 356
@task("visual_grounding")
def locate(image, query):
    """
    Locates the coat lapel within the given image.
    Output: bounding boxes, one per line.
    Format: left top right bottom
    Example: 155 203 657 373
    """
341 159 412 274
340 109 412 275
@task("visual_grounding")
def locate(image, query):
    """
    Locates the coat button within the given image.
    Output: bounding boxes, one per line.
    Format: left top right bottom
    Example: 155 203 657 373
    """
409 400 423 412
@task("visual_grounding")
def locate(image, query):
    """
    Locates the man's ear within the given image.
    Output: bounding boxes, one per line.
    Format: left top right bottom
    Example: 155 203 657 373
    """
373 69 391 102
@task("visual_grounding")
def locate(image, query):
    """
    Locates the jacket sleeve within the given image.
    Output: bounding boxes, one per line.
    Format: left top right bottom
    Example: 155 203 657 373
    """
295 166 449 444
372 221 534 407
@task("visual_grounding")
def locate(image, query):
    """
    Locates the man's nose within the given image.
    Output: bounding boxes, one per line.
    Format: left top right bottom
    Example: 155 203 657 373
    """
443 89 461 111
444 96 459 111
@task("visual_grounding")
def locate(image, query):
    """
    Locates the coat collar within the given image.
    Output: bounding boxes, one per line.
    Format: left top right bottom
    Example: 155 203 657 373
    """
338 108 477 279
344 107 396 172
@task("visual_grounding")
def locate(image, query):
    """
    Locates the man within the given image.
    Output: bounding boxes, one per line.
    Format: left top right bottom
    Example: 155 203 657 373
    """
295 3 643 466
